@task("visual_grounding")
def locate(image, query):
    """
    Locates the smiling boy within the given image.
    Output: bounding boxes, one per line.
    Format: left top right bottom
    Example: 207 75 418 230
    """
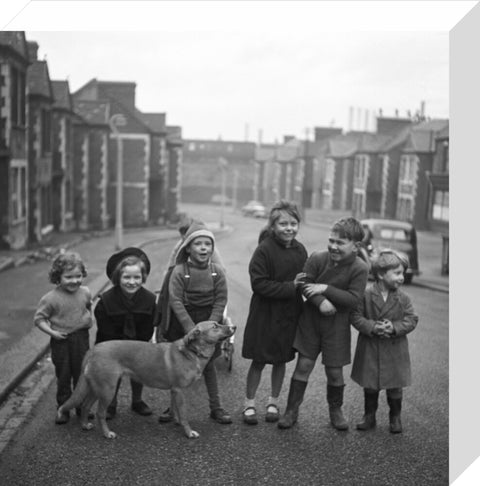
278 217 369 430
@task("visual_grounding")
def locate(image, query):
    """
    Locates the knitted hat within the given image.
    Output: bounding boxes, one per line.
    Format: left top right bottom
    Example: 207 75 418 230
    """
106 247 151 280
175 220 215 264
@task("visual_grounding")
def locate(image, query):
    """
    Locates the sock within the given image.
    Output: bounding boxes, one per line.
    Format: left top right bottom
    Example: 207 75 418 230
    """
244 398 255 415
267 396 279 412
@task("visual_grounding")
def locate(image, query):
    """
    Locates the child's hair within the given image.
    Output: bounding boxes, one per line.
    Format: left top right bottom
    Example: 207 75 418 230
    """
48 252 87 285
331 217 365 242
267 200 301 229
111 256 148 286
371 249 409 280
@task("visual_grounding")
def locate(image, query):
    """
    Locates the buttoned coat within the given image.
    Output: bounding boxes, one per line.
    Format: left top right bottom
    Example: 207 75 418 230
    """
351 282 418 389
242 234 308 364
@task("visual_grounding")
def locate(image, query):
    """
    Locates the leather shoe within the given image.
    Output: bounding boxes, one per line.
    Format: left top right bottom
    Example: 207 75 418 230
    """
265 404 279 423
210 407 232 424
55 411 70 425
158 407 174 423
131 400 153 416
242 406 258 425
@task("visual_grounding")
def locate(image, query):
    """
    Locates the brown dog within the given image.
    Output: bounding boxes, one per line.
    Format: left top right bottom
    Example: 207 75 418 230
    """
57 320 235 439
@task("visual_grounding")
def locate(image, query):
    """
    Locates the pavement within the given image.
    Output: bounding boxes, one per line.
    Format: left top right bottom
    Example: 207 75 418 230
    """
0 211 448 411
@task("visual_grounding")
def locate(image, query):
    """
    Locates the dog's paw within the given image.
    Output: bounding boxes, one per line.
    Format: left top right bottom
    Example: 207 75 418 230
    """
104 431 117 439
81 422 94 431
187 430 200 439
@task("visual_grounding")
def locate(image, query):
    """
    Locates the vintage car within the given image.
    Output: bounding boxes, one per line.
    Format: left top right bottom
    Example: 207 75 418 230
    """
241 200 268 218
361 218 420 284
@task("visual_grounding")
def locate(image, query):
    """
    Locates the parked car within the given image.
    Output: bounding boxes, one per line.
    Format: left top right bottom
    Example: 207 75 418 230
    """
361 218 420 284
210 194 232 205
241 200 268 218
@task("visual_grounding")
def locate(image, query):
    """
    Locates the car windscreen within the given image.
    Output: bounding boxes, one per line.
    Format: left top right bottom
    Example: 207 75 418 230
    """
376 227 410 241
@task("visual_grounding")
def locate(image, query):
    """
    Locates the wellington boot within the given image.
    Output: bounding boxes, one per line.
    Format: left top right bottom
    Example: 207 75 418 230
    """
356 413 376 430
329 407 349 431
387 396 403 434
277 379 307 430
356 389 379 431
327 384 349 431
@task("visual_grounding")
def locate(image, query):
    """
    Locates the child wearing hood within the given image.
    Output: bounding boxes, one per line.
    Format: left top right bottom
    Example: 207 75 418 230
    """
163 221 232 425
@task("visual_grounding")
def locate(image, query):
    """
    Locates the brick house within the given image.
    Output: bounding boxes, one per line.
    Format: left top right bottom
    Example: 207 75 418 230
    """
0 32 29 249
26 41 54 243
181 139 256 206
427 123 449 233
72 99 110 230
73 79 179 227
51 80 75 232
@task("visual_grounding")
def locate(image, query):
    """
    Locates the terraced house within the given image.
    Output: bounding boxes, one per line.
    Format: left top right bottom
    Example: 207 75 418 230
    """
0 32 29 249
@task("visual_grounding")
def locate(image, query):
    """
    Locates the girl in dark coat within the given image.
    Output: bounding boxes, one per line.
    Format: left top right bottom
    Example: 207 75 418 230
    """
94 247 156 420
241 201 308 425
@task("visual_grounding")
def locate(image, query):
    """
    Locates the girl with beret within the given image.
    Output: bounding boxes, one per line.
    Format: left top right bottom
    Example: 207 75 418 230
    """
94 247 156 420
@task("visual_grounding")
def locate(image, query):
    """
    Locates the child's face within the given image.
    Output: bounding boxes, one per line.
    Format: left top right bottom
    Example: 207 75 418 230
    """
119 264 144 296
272 210 299 246
379 264 405 290
187 236 213 265
327 231 357 263
59 265 84 293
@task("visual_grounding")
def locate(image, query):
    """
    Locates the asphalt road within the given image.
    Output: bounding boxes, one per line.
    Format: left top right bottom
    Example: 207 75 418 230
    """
0 206 448 485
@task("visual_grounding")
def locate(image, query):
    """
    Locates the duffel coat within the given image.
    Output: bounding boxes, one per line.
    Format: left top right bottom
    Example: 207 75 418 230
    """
351 282 418 389
242 233 307 364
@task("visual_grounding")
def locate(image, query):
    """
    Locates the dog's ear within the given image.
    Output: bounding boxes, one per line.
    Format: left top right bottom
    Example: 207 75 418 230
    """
184 328 201 347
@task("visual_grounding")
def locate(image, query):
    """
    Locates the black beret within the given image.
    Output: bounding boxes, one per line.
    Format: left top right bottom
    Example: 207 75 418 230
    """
106 247 151 280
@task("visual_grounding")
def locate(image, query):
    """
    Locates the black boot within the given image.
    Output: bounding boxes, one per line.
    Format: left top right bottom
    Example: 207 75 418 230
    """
387 397 402 434
327 384 349 431
356 389 379 431
277 379 308 429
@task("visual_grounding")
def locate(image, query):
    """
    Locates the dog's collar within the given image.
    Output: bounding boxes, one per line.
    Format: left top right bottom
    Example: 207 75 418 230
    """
181 337 212 360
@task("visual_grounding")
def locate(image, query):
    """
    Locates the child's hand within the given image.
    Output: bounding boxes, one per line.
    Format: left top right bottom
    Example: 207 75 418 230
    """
319 299 336 316
51 330 68 340
294 272 307 287
304 283 328 298
381 319 394 335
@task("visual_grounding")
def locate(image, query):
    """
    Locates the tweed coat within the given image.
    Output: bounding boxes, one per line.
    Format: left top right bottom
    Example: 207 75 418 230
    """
351 282 419 389
242 234 308 364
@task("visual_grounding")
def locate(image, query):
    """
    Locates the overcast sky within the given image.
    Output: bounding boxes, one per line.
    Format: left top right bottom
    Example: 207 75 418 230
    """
8 1 476 143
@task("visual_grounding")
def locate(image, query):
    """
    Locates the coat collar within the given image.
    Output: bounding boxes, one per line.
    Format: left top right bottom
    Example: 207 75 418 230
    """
370 282 400 317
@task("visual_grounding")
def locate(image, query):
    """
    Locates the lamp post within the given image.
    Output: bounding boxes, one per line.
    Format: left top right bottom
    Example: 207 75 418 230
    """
218 156 228 228
109 114 127 250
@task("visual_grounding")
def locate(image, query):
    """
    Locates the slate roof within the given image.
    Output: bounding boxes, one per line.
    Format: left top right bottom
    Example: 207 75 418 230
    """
0 31 29 61
73 99 109 125
137 111 167 134
51 80 72 111
27 60 52 99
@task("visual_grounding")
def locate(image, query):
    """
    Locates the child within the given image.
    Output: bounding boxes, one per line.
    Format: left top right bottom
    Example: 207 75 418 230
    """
278 217 369 431
34 252 93 424
241 200 307 425
165 220 232 424
94 247 156 420
351 249 418 433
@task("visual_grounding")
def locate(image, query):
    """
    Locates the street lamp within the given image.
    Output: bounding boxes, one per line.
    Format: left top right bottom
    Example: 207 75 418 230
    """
109 113 127 250
218 156 228 228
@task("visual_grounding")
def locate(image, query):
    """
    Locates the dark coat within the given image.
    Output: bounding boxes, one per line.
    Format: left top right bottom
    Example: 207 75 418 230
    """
242 234 308 364
351 282 418 389
94 286 156 343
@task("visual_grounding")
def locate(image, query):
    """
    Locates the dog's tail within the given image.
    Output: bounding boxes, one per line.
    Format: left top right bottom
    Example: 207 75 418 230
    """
58 351 92 413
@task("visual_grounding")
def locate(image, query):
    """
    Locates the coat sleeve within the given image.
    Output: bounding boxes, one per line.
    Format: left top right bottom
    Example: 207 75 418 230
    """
94 296 117 343
350 295 376 336
322 260 369 310
392 293 418 337
209 268 228 323
302 252 327 308
249 245 297 299
168 266 196 333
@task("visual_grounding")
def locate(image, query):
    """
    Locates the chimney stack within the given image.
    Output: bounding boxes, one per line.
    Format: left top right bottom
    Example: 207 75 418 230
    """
27 41 39 61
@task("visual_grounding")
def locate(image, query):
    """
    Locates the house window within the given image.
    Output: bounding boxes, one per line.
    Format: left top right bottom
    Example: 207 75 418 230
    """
10 67 26 126
11 165 27 221
442 141 449 173
188 142 196 151
397 196 413 221
432 190 449 222
354 155 368 187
